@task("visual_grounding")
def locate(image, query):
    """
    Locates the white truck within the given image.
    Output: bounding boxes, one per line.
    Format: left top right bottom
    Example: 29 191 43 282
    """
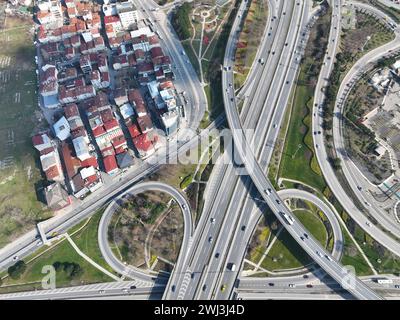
376 278 393 285
228 263 236 271
280 212 294 225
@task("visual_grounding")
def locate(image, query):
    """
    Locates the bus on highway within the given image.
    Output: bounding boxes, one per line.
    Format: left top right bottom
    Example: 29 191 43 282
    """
375 278 393 284
280 212 294 225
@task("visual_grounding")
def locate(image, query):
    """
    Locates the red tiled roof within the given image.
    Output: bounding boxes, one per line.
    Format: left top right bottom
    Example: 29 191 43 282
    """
103 155 118 173
134 49 145 59
100 109 114 123
137 62 154 73
128 89 143 103
32 134 44 146
128 124 140 138
159 80 174 90
155 69 164 77
40 147 55 156
115 145 126 155
133 133 153 152
63 103 79 119
80 156 98 168
128 54 137 66
104 15 120 24
150 46 163 59
101 72 110 82
85 174 99 184
104 119 119 132
45 165 60 180
111 135 126 149
92 126 106 137
137 115 153 133
61 142 81 179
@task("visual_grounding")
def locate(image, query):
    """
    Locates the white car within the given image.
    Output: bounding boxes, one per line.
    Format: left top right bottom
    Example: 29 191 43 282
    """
316 251 323 258
210 218 216 223
288 283 296 288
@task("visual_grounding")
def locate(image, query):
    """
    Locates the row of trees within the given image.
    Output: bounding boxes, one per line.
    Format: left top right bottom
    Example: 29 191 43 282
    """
171 3 192 40
53 261 83 280
8 261 27 280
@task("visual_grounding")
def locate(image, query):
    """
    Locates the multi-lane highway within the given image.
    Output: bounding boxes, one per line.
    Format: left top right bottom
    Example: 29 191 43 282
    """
3 0 400 302
0 281 164 300
163 0 307 299
196 0 311 300
312 0 400 259
219 0 381 300
164 0 382 301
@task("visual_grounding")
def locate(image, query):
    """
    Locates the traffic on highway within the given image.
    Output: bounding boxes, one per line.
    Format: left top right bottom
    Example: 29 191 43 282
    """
2 0 400 308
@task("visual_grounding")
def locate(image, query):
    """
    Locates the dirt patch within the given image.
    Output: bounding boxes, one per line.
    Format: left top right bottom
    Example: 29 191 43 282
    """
108 191 183 272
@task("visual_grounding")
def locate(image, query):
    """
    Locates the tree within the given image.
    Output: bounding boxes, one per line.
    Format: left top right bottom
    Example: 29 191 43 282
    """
331 157 342 170
52 261 83 279
8 261 27 280
53 261 62 271
171 3 192 40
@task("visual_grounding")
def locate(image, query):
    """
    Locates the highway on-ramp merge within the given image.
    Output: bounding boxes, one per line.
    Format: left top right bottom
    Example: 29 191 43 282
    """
98 181 193 284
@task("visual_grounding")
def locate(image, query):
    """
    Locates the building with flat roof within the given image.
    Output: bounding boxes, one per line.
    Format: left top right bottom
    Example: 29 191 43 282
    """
73 136 91 161
117 1 139 30
53 116 71 141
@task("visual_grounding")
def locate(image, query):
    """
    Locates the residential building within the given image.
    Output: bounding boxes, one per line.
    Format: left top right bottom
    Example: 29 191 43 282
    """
44 183 71 211
117 1 139 30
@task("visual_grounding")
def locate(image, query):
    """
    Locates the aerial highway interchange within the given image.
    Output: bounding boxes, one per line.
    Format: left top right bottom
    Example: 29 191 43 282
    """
2 0 400 303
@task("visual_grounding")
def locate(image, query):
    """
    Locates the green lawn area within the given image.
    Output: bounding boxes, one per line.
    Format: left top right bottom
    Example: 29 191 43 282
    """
278 80 327 191
70 210 116 274
261 232 309 271
350 221 400 275
0 210 115 293
277 7 331 192
256 210 328 271
0 17 52 248
294 210 327 245
340 226 373 276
